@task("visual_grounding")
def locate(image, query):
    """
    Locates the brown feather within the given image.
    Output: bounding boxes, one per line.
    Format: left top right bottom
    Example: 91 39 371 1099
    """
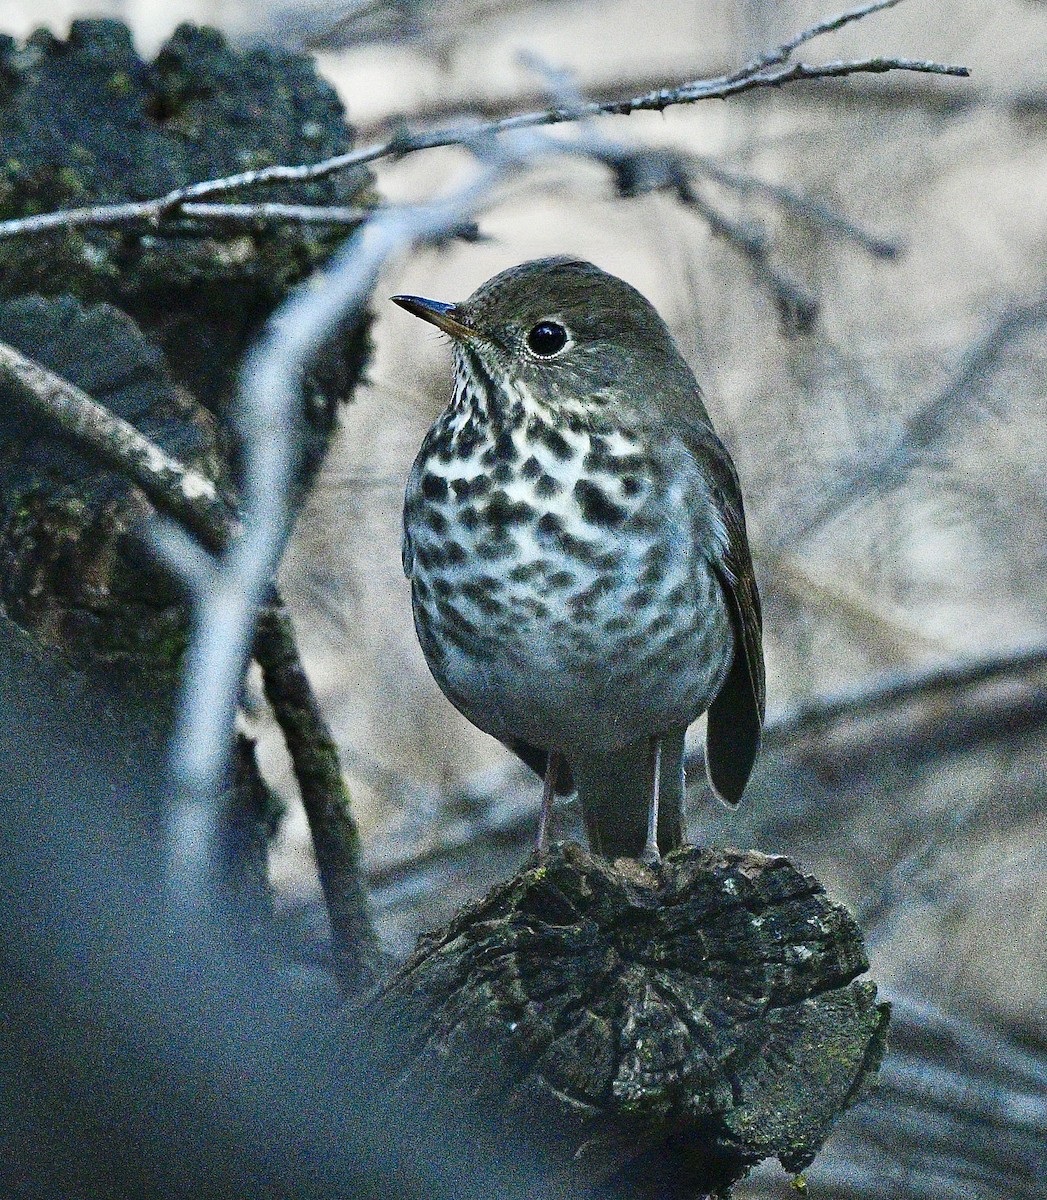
677 421 765 804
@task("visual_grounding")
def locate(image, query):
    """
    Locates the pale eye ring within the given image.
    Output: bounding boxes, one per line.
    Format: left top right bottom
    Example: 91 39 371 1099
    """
525 320 569 358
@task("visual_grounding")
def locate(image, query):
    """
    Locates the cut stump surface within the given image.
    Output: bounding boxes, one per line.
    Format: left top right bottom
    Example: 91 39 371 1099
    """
371 841 889 1196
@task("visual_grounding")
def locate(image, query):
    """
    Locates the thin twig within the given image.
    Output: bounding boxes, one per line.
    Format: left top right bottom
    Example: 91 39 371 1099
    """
774 289 1047 549
161 136 533 909
352 75 993 143
179 202 374 226
165 201 478 239
254 605 377 987
0 336 378 987
0 0 968 242
747 0 906 73
760 641 1047 749
517 52 827 333
675 179 820 334
690 155 900 259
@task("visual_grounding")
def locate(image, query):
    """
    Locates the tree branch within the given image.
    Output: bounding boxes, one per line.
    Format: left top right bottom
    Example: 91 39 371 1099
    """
170 202 374 228
0 338 378 990
0 340 230 548
0 0 968 242
757 642 1047 754
253 605 377 988
351 77 1002 143
675 179 820 334
689 154 900 259
750 0 907 71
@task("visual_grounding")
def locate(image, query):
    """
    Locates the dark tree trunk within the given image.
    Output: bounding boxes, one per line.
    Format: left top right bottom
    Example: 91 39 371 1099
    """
0 19 374 904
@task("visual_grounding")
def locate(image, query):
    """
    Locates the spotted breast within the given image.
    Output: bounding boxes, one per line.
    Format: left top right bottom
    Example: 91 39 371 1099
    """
404 362 732 761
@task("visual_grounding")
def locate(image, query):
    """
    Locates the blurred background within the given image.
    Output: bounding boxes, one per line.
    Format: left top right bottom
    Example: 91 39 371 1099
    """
5 0 1044 1195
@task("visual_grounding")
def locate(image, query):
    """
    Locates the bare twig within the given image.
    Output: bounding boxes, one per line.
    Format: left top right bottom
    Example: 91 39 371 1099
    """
0 0 968 242
676 179 820 334
774 289 1047 549
352 76 999 143
99 200 479 238
758 641 1047 750
0 340 230 546
0 202 373 239
254 605 377 986
747 0 906 73
690 155 900 259
162 137 533 909
0 336 377 985
176 202 374 227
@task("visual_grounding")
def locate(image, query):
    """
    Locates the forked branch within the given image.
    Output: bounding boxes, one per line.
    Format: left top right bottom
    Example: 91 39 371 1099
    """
0 337 377 990
0 0 967 242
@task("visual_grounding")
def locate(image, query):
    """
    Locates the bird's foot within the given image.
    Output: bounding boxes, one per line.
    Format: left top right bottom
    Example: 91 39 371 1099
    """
639 843 661 867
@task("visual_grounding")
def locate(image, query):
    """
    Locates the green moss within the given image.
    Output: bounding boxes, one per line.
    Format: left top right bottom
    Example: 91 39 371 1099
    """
0 18 372 441
106 70 132 95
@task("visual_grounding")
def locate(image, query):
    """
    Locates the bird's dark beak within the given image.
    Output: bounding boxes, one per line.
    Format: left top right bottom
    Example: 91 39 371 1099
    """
391 294 475 340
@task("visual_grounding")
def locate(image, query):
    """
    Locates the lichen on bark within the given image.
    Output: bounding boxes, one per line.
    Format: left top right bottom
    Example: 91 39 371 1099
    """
0 18 373 456
370 842 889 1197
0 18 374 676
0 19 375 909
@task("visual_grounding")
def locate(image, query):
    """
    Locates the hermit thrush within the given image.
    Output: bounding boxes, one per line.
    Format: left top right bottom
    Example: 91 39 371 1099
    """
393 257 765 861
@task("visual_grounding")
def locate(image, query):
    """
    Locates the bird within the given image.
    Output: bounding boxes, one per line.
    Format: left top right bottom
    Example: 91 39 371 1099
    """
392 257 764 861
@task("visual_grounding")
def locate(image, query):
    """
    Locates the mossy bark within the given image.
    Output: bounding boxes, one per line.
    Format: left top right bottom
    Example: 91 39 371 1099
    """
369 842 889 1197
0 16 373 675
0 19 372 467
0 20 372 904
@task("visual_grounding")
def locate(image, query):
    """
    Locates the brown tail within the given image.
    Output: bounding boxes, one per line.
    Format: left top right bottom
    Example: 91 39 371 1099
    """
571 729 687 859
704 636 763 806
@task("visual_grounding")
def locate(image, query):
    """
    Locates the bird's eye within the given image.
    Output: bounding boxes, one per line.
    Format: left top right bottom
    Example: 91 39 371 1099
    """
525 321 568 358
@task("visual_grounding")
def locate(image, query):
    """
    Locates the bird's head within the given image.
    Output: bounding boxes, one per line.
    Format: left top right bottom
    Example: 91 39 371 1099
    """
392 256 707 425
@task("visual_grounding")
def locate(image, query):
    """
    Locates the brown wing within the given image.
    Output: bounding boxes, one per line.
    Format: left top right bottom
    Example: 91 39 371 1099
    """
682 424 766 804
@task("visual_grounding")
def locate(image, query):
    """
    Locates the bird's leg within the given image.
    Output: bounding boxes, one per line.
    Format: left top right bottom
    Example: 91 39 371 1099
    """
536 751 562 855
641 736 662 865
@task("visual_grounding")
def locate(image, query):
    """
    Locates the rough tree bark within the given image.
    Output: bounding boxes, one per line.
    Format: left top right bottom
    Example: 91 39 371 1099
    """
369 842 889 1197
0 20 373 910
0 18 371 675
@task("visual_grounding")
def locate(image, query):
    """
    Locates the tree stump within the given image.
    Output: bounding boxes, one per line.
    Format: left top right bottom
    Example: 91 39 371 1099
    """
371 842 889 1197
